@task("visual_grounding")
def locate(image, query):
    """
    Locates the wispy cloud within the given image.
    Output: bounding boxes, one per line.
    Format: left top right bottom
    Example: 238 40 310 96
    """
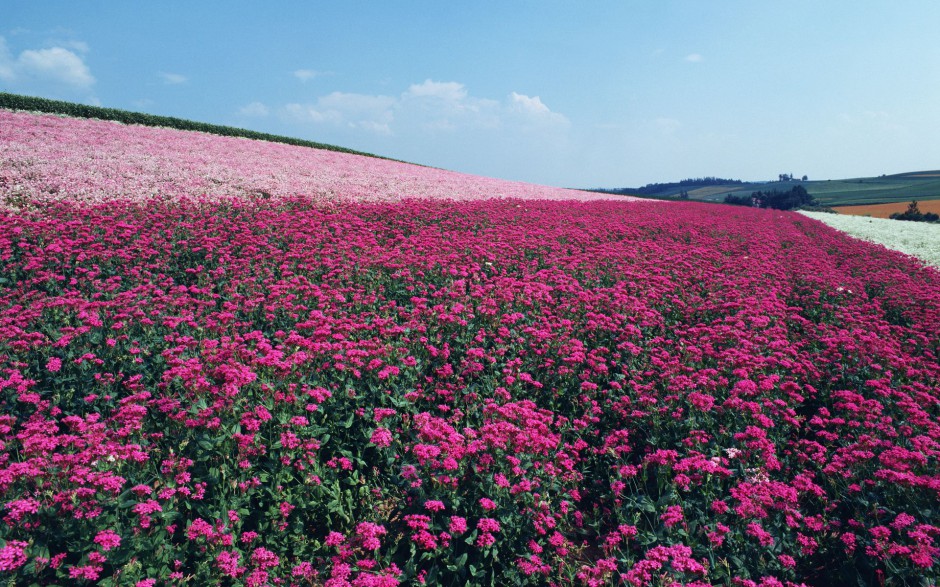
59 40 89 54
652 117 681 134
285 92 397 134
293 69 325 82
404 79 468 101
159 72 187 85
283 80 568 138
238 101 270 117
685 53 704 63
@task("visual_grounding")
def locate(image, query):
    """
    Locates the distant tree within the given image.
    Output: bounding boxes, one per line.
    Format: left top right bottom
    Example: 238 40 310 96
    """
678 190 689 200
617 177 745 196
801 175 808 181
726 185 816 210
723 194 754 207
889 200 938 222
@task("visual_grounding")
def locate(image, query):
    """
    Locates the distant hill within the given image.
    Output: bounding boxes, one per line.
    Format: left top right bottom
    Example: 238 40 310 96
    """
593 171 940 206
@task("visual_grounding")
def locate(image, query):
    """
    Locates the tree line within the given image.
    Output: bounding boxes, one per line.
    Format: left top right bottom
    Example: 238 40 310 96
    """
723 185 817 210
890 201 939 223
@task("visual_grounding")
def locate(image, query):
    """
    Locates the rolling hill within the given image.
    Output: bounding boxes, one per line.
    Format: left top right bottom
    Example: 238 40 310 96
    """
595 171 940 207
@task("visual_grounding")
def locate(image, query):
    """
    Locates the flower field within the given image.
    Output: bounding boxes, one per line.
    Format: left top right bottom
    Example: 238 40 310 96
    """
1 110 940 586
0 110 632 207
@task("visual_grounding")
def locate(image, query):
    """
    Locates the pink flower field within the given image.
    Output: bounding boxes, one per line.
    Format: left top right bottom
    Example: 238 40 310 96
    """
1 109 939 586
0 110 634 206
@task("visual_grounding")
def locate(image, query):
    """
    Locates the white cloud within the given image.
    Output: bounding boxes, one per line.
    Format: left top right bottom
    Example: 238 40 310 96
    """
159 72 187 85
281 80 569 139
685 53 704 63
509 92 550 116
0 36 95 88
238 101 270 117
506 92 570 132
404 79 468 102
60 40 89 54
18 47 95 87
284 92 396 134
293 69 322 82
400 80 502 131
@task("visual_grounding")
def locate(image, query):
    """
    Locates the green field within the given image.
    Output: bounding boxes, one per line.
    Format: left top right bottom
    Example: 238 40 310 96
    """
602 171 940 206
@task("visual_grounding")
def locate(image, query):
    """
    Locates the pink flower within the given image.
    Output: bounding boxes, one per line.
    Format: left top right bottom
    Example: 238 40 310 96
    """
747 522 775 547
660 505 684 528
0 541 28 571
325 531 346 547
94 529 121 551
356 522 387 550
370 427 394 447
46 357 62 372
477 518 501 533
186 518 216 540
69 564 103 581
449 516 468 534
279 501 295 518
479 498 497 511
250 547 279 569
424 500 446 512
216 550 243 577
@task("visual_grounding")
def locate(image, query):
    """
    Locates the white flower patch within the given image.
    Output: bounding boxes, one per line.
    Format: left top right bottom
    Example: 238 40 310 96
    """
799 211 940 269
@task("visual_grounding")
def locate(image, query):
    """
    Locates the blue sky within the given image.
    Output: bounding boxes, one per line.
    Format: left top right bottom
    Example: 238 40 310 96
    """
3 1 939 188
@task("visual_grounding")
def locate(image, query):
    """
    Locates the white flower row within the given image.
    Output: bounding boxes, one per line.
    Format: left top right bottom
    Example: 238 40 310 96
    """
799 211 940 269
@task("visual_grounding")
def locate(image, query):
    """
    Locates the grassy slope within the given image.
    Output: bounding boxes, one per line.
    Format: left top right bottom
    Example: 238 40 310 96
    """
604 172 940 206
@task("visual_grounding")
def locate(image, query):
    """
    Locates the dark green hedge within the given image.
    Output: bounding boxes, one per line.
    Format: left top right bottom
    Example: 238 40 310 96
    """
0 91 389 161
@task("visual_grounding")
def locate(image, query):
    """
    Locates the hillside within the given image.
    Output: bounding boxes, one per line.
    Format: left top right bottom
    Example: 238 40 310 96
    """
0 108 634 207
597 172 940 206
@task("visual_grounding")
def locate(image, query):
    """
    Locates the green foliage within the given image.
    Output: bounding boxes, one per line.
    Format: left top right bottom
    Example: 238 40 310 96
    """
889 200 940 223
724 185 816 211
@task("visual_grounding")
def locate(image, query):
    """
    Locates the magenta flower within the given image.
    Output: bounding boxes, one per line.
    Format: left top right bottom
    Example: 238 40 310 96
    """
94 529 121 551
660 505 684 528
449 516 468 534
45 357 62 372
0 541 28 572
479 497 497 511
370 427 394 447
